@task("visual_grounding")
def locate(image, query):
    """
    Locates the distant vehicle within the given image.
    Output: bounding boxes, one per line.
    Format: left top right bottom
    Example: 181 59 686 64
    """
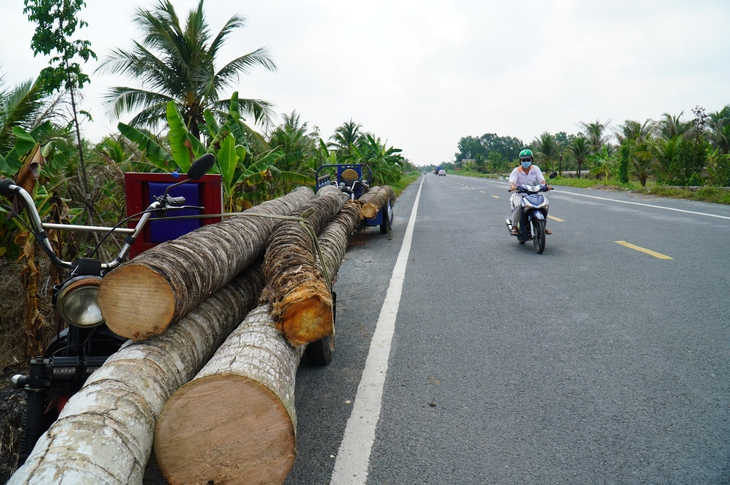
438 170 446 176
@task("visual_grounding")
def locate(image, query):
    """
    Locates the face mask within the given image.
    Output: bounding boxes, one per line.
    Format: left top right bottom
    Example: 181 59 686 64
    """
521 161 532 169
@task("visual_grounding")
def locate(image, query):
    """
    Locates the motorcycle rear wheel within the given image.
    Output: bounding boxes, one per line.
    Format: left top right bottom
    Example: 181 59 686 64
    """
532 219 546 254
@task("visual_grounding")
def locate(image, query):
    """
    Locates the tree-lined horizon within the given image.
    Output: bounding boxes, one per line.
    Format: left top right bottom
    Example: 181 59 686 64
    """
452 106 730 188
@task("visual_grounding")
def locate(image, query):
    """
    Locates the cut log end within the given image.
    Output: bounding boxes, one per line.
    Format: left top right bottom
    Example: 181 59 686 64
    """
154 375 296 485
98 263 175 340
360 204 378 219
273 287 333 346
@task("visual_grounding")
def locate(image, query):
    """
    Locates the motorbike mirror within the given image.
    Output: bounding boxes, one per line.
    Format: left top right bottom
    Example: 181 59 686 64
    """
0 178 17 197
549 172 558 179
187 154 215 180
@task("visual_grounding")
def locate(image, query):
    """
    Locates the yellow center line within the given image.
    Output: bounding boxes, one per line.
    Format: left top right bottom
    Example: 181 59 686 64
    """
491 195 499 199
548 215 565 222
615 241 673 260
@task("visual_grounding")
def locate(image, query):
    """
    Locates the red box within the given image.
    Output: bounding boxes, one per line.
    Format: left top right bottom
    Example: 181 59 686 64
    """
124 173 223 258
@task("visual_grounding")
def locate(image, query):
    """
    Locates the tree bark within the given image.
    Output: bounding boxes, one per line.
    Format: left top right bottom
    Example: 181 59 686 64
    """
98 186 314 340
262 185 348 346
153 202 360 485
8 264 265 485
358 185 395 219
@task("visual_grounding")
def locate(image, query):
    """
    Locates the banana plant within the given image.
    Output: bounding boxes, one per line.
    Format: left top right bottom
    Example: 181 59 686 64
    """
0 127 39 177
118 101 207 173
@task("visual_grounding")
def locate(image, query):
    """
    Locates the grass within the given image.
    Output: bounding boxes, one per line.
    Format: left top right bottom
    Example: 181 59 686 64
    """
392 171 421 196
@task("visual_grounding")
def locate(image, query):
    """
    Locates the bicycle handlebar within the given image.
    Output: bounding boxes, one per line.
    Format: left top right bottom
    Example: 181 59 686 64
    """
2 180 188 272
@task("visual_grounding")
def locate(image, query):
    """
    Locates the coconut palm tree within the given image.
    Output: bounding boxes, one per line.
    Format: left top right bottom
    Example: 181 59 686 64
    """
96 0 277 140
532 132 561 172
652 136 681 183
567 136 591 178
328 119 363 157
578 119 612 154
658 112 690 140
0 77 59 161
268 111 319 192
614 119 656 146
707 106 730 155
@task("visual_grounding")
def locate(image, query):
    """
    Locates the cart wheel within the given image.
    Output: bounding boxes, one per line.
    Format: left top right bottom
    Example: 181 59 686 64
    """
305 334 334 366
304 291 335 366
380 202 392 234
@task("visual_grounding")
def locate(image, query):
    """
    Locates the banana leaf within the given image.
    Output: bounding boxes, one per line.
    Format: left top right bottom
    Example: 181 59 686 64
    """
117 123 174 172
166 101 193 172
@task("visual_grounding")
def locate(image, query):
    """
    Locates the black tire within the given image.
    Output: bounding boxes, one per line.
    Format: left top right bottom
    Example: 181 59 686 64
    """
380 202 392 234
305 334 334 366
533 219 546 254
304 291 335 366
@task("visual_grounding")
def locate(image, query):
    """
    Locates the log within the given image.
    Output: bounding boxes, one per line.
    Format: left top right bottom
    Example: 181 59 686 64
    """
8 264 265 485
153 202 361 485
98 186 314 340
358 185 395 219
262 185 348 346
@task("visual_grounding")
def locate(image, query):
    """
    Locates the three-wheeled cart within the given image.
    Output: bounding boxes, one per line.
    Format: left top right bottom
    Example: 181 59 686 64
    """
315 163 393 234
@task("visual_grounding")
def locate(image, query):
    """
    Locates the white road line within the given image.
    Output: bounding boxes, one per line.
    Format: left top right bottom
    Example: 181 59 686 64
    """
330 175 424 485
552 189 730 220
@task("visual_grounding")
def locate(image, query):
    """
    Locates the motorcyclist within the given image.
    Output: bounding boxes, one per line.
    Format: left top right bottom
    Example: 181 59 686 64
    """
508 149 551 235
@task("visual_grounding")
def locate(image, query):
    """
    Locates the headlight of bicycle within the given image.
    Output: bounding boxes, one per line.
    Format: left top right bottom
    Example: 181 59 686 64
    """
56 276 104 328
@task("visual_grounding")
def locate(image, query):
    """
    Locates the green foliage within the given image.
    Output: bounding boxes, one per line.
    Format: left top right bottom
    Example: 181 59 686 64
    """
670 138 708 186
0 128 37 176
0 78 50 156
532 132 561 172
328 120 363 157
455 133 524 170
706 149 730 187
619 144 629 183
589 146 616 182
567 136 591 178
96 0 276 138
23 0 96 93
117 123 175 172
354 134 403 186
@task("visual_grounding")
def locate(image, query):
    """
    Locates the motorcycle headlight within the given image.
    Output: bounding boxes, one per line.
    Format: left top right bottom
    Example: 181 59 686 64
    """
56 276 104 328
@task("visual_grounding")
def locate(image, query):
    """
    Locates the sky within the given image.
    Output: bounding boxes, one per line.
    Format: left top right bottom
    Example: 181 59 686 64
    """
1 0 729 166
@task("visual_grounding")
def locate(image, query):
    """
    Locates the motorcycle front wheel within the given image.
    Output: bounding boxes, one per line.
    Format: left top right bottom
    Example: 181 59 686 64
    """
532 219 546 254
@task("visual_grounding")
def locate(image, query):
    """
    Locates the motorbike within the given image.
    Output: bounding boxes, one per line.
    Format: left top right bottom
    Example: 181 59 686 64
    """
0 154 215 458
505 172 556 254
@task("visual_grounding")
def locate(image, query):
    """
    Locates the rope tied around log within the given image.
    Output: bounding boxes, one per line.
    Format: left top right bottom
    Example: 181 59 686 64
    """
239 208 333 289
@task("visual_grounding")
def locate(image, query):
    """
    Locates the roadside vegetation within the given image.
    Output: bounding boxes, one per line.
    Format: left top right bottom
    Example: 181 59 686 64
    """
430 106 730 206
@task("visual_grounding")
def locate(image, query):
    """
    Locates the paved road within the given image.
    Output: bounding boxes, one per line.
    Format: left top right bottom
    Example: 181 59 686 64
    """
282 173 730 485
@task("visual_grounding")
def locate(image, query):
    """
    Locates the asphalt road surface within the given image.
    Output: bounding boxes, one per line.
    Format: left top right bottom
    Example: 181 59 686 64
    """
140 173 730 484
280 173 730 485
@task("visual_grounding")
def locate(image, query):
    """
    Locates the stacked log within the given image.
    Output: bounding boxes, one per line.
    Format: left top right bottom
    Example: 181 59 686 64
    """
358 185 395 219
8 264 265 485
98 186 314 340
263 184 348 346
153 202 362 485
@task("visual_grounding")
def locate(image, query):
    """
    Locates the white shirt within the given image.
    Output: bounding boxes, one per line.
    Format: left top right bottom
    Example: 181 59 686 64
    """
509 165 545 186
